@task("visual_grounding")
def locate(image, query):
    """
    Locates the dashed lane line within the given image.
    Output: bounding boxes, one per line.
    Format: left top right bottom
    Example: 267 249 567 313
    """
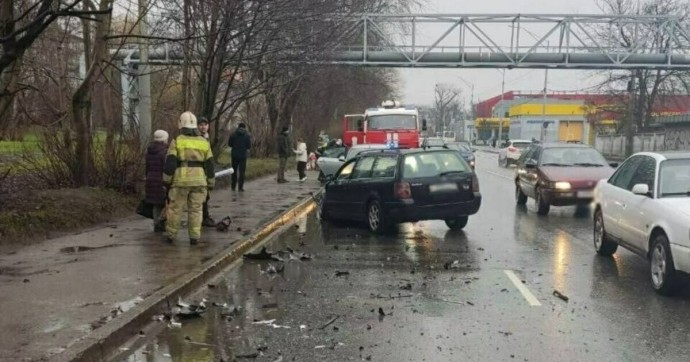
504 270 542 307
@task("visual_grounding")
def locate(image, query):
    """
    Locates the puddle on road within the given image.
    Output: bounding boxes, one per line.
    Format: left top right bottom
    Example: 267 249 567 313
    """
60 244 122 253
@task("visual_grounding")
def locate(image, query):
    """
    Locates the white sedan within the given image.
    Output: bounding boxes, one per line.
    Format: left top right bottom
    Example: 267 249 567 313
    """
498 139 533 167
593 152 690 295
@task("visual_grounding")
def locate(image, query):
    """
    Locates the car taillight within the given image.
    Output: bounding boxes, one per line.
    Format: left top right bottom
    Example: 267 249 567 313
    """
472 174 480 192
394 182 412 199
508 146 517 152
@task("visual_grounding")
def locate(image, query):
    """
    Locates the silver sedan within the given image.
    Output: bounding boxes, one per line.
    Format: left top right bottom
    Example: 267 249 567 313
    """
317 144 388 181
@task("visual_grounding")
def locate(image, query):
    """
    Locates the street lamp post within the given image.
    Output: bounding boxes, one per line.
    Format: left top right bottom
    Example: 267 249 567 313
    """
497 70 505 147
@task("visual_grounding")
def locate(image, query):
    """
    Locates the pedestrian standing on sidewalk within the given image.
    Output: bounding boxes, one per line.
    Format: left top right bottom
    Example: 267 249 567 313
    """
228 122 251 191
145 129 169 232
197 117 215 227
163 111 215 245
293 137 307 182
277 126 290 183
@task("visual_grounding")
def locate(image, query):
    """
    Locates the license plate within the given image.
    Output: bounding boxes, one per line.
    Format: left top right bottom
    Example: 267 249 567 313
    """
577 190 594 198
430 183 458 193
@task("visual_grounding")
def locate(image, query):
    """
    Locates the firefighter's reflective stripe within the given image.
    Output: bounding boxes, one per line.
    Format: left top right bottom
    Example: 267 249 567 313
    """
165 135 213 187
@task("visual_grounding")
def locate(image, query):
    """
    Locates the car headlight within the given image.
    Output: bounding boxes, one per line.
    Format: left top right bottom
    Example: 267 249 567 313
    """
552 181 571 190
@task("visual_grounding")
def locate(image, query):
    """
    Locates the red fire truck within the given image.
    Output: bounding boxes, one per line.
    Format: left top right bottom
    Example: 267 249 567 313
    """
342 100 425 148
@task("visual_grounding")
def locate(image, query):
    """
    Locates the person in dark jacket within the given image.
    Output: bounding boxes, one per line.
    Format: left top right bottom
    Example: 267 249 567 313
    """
145 130 169 232
228 123 251 191
198 117 215 227
277 126 290 183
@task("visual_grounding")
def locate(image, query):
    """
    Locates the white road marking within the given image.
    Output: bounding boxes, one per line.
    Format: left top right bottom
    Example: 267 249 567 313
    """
504 270 542 307
479 169 513 181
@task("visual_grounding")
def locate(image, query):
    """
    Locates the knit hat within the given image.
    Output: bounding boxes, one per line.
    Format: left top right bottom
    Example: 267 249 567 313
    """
153 129 169 142
198 117 209 125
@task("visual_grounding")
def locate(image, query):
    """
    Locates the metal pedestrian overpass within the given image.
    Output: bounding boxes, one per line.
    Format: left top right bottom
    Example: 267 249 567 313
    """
119 13 690 70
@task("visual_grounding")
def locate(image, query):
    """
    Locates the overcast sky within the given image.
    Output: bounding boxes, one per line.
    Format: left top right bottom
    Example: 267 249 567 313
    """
400 0 607 107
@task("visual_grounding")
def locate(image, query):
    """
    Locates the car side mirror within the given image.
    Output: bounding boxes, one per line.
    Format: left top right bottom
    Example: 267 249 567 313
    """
338 155 345 162
525 160 537 169
422 119 427 131
324 174 334 183
632 183 650 196
609 162 619 168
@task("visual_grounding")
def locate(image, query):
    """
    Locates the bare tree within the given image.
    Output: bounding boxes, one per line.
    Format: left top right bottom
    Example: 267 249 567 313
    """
0 0 112 135
594 0 690 155
432 83 462 134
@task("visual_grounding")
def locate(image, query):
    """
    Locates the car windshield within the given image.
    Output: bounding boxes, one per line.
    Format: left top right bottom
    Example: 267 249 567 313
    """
540 147 608 167
403 151 470 178
659 158 690 197
322 146 347 158
368 115 417 130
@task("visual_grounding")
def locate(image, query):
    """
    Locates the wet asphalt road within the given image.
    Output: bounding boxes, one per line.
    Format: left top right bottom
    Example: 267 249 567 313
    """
118 151 690 362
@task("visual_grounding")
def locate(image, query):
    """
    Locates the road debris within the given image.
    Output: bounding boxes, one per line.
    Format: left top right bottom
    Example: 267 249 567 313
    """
244 247 283 261
553 290 569 302
216 216 233 231
263 263 285 274
172 297 208 318
319 315 340 330
444 260 461 270
335 270 350 277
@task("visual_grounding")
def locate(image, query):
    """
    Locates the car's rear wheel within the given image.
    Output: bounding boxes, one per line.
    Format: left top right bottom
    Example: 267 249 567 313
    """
445 216 468 230
515 184 527 205
317 196 329 221
535 188 550 215
650 234 678 296
367 199 388 233
593 210 617 256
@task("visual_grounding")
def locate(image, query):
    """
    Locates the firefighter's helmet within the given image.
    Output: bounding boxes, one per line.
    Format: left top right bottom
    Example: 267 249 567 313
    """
178 111 197 129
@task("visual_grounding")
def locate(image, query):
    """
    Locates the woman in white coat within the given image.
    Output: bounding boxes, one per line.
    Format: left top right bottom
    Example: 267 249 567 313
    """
293 137 308 182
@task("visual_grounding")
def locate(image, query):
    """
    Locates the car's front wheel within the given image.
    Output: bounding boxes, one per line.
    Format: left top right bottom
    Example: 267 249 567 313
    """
535 188 550 215
367 199 389 233
650 233 678 295
445 216 468 230
593 210 617 256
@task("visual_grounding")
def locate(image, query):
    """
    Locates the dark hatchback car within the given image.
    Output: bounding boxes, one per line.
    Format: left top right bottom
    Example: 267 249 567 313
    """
445 142 476 169
515 143 616 215
320 148 481 233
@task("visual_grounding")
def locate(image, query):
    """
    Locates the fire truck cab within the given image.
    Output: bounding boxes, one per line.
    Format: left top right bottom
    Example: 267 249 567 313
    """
342 100 422 148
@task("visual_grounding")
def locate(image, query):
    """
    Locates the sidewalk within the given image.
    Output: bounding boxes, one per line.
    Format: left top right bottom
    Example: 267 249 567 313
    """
0 170 320 361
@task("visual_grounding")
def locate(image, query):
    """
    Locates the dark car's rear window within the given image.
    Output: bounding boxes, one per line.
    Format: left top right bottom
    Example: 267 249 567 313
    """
403 151 470 178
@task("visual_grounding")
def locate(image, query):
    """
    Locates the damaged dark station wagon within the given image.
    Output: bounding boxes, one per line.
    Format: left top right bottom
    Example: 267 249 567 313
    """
319 148 482 233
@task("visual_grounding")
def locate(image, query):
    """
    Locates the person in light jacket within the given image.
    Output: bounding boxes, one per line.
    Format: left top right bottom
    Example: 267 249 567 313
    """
293 137 308 182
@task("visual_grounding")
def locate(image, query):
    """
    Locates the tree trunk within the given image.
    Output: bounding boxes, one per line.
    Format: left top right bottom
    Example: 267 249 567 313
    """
71 0 113 186
182 0 192 110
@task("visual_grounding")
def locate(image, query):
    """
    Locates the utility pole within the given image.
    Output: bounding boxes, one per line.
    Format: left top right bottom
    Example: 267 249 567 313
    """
541 69 548 141
497 70 505 147
138 0 152 145
625 76 636 157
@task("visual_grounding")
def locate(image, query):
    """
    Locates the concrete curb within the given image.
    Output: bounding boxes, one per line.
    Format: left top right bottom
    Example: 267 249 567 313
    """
54 195 318 362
